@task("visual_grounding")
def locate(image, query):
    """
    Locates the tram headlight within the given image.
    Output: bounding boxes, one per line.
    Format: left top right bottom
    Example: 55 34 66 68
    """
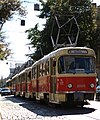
68 83 73 89
90 83 94 88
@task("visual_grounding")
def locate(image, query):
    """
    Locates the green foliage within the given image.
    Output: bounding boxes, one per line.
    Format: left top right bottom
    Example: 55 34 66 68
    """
0 43 11 60
26 0 96 61
0 32 11 60
25 24 43 60
0 0 26 28
92 27 100 54
26 24 41 48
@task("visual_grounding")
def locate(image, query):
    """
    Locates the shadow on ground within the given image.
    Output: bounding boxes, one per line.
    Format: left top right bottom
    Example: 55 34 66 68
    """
5 95 95 117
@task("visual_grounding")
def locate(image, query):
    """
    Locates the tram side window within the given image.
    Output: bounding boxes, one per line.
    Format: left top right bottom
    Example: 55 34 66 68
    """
22 74 25 82
35 67 37 78
14 78 15 84
16 78 18 84
58 56 77 73
51 58 56 75
43 62 45 76
32 67 36 79
32 67 34 79
13 79 14 85
39 63 43 77
18 75 23 82
20 75 22 82
28 71 31 80
18 76 20 83
24 73 26 81
15 78 17 84
45 60 49 75
19 75 20 83
20 75 22 83
58 56 69 74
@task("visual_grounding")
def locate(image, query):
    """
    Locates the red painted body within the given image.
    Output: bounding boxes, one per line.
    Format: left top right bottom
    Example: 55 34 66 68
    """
38 76 50 92
16 83 20 92
31 76 96 94
28 81 32 92
32 79 37 92
56 76 96 92
22 82 26 92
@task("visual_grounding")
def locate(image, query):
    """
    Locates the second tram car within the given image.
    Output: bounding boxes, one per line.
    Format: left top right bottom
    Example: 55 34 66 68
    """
7 47 96 107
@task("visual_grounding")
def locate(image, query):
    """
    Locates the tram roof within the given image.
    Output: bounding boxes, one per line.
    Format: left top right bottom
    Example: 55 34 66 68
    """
11 47 95 78
32 47 95 67
18 66 32 76
12 73 19 79
6 78 12 83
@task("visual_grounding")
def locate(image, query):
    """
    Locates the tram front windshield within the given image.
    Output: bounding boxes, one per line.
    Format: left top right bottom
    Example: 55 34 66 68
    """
58 56 95 74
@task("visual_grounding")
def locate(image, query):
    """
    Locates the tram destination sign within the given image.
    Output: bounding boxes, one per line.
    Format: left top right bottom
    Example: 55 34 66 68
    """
68 49 88 54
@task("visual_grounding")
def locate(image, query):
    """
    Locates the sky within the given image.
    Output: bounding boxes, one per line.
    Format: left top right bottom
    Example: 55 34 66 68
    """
93 0 100 6
0 0 46 78
0 0 100 78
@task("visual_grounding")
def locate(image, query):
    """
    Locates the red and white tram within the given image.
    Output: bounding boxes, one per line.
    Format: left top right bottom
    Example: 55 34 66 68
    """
7 47 96 106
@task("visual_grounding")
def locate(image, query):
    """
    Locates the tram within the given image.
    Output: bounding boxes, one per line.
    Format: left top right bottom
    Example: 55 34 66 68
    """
7 47 97 107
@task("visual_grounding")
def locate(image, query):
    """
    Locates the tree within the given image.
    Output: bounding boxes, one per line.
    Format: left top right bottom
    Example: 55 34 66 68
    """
0 0 26 29
0 0 26 60
26 0 96 60
25 24 42 60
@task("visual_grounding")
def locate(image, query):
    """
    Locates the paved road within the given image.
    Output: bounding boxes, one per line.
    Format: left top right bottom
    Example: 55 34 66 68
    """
0 95 100 120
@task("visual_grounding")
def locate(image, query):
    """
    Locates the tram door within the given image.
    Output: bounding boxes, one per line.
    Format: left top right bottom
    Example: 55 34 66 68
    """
26 73 28 95
36 65 39 99
50 58 56 101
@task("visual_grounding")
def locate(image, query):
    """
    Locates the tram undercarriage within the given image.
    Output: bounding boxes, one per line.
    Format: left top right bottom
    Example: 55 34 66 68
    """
35 92 95 107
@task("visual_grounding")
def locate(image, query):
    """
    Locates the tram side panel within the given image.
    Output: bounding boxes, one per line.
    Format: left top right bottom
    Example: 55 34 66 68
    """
16 71 26 97
16 76 21 96
22 73 27 97
25 69 33 98
35 60 50 101
12 78 16 95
